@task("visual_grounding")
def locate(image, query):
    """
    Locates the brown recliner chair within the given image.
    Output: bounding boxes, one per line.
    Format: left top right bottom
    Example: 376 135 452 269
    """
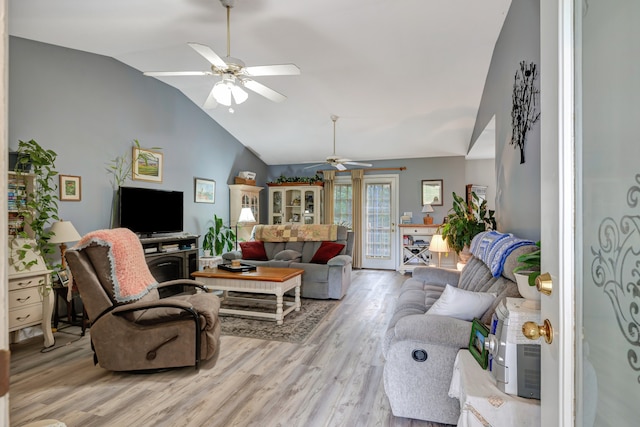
65 228 221 371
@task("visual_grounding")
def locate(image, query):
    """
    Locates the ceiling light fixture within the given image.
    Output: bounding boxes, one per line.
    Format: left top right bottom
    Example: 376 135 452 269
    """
211 74 248 112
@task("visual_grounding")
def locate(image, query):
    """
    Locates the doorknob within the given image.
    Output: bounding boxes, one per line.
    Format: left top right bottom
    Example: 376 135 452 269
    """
536 272 553 295
522 319 554 344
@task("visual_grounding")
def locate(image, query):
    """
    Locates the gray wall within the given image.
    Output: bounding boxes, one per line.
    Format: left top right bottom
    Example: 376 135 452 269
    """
8 37 269 243
268 156 467 225
469 0 541 240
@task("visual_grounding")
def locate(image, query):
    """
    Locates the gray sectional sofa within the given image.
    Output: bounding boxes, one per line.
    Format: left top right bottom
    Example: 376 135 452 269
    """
222 224 354 300
382 231 536 424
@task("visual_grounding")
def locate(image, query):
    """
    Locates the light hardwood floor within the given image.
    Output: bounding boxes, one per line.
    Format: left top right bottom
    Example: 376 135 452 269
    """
9 269 453 427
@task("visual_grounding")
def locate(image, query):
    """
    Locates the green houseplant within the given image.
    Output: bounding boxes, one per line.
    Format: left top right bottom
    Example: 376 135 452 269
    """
202 214 236 257
513 241 541 286
11 139 60 272
440 191 495 256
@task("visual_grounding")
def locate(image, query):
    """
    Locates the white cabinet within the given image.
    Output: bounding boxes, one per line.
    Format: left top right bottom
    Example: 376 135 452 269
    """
268 184 323 225
229 184 262 243
8 238 54 347
397 224 440 273
8 172 55 347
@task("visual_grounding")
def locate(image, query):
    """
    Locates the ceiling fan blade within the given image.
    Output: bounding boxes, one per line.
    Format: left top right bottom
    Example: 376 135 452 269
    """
203 86 218 109
344 161 373 167
335 163 347 171
143 71 211 77
243 64 301 77
303 163 325 170
243 79 287 102
188 42 228 70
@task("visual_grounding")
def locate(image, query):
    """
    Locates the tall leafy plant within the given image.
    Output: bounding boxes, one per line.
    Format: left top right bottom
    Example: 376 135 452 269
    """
202 215 236 256
440 191 495 254
13 139 59 271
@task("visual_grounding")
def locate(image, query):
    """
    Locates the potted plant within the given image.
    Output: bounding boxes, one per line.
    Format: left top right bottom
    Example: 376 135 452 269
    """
11 139 60 274
202 214 236 258
440 191 495 262
513 241 541 303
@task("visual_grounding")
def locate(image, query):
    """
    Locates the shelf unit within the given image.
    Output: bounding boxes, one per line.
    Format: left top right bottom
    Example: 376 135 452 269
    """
268 184 323 225
397 224 441 274
7 172 55 347
229 184 262 243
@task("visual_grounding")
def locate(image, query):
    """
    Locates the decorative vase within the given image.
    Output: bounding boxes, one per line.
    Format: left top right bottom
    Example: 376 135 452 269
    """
458 245 472 264
514 271 541 309
203 250 212 258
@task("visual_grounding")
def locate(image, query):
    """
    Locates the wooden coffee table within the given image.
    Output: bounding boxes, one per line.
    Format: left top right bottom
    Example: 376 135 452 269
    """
192 266 304 325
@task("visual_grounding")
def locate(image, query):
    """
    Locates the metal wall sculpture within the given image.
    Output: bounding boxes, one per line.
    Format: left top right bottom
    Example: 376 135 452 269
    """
510 61 540 164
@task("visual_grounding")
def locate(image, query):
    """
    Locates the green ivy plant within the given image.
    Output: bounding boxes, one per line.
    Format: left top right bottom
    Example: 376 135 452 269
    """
202 214 236 256
106 139 161 227
514 241 541 286
268 174 323 185
12 139 60 272
440 191 495 254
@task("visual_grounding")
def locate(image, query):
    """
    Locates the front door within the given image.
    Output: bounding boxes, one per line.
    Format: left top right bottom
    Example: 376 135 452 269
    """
361 174 398 269
541 1 640 425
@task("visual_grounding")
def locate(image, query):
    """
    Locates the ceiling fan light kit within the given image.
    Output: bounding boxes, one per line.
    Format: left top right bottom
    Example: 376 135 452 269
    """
143 0 299 112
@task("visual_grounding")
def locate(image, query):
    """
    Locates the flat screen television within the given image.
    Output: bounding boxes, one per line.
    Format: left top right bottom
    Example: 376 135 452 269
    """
119 187 183 236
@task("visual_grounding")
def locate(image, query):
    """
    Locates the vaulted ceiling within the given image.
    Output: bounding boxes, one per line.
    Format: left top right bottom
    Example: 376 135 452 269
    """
9 0 510 165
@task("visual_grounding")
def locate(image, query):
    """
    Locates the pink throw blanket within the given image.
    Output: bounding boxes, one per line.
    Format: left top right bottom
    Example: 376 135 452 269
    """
74 228 157 302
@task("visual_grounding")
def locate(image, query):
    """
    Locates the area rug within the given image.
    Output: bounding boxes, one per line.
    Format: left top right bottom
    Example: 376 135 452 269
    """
219 294 339 343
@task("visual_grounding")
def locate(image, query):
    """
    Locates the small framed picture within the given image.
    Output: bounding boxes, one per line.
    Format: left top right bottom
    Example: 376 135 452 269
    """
59 175 82 201
57 270 70 286
194 178 215 204
468 318 490 369
132 147 163 183
421 179 443 206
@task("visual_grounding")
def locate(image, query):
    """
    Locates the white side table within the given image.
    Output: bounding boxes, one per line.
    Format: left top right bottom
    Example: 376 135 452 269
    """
448 350 540 427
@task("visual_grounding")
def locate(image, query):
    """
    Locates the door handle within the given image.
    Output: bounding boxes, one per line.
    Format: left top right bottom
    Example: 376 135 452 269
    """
522 319 554 344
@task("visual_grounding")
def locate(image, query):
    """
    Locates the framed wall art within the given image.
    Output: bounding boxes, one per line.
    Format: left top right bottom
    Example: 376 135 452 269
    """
59 175 82 201
421 179 443 206
194 178 215 204
132 147 163 183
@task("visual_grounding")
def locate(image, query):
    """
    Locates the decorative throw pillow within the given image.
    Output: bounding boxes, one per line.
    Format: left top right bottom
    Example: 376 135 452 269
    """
426 284 496 321
239 241 268 261
310 241 345 264
274 249 302 261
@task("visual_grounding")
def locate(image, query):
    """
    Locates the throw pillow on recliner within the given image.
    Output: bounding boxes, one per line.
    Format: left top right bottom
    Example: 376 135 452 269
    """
426 284 496 321
240 241 268 261
310 241 345 264
274 249 302 261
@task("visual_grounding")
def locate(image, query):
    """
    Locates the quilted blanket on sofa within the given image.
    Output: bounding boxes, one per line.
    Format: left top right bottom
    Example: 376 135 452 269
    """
254 224 338 242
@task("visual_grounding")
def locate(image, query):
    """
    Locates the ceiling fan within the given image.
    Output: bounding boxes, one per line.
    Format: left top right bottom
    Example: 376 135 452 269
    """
304 115 373 171
143 0 300 112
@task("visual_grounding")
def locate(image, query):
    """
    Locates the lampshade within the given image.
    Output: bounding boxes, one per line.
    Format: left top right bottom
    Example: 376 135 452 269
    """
238 207 256 224
422 204 434 213
212 76 248 107
49 220 82 244
429 234 450 253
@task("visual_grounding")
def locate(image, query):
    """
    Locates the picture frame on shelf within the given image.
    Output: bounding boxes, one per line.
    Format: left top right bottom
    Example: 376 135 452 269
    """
59 174 81 201
421 179 443 206
194 178 216 204
468 318 490 369
57 270 70 286
132 147 163 183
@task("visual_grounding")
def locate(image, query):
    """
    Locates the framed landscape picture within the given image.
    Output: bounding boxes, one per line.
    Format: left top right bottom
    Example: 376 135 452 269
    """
194 178 215 204
59 175 81 201
421 179 443 206
132 147 163 183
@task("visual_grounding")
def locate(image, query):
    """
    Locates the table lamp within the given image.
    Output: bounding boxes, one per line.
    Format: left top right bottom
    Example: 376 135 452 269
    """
49 220 82 270
236 207 256 249
422 204 434 224
429 234 450 267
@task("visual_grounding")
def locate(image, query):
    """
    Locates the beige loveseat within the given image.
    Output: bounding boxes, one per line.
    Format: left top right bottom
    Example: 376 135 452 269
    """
222 224 354 299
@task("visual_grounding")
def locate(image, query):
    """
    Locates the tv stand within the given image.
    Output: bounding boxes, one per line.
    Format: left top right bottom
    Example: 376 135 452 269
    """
139 234 199 291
